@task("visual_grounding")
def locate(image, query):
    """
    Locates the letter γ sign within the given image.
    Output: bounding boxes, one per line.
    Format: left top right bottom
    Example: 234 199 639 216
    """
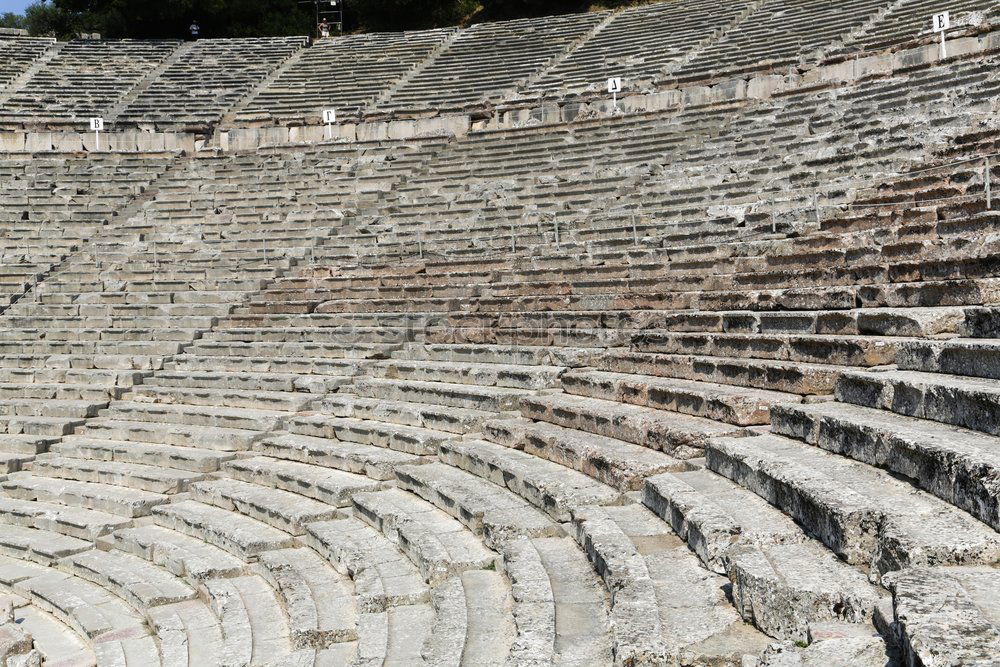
932 11 950 59
607 77 623 110
323 108 336 139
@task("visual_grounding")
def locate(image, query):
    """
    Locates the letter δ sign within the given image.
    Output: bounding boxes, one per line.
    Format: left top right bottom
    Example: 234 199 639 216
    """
89 117 104 150
932 11 950 58
322 109 336 139
607 77 623 109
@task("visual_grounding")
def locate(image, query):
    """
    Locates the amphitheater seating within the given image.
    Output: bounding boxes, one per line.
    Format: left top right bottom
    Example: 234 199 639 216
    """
0 36 55 92
0 39 180 125
2 8 1000 666
114 37 307 128
380 13 607 111
235 29 455 124
527 0 754 95
2 0 998 128
829 0 998 57
671 0 893 81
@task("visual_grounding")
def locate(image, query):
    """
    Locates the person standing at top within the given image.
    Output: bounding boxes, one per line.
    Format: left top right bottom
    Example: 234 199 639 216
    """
318 18 331 38
189 20 200 40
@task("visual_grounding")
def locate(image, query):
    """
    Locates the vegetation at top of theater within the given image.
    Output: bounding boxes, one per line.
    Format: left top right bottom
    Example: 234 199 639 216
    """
0 0 657 39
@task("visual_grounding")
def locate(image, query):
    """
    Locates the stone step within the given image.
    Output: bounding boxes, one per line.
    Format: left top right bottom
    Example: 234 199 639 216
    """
185 340 397 360
109 524 245 582
1 584 95 666
573 504 770 662
526 535 615 665
30 456 206 494
53 436 233 473
81 418 261 452
0 415 86 438
253 548 358 650
0 452 32 476
0 435 57 456
597 351 849 396
188 478 341 536
151 500 297 559
836 369 1000 437
394 462 561 549
771 401 1000 533
305 517 430 611
961 306 1000 338
59 548 196 609
750 622 895 665
423 571 515 665
0 524 92 565
9 569 156 659
206 325 413 345
369 359 564 390
0 398 104 419
353 377 525 412
631 332 904 368
284 413 446 456
495 536 557 664
321 393 491 434
897 338 1000 380
352 487 497 586
356 604 433 666
482 416 686 492
223 455 382 507
201 575 294 665
127 384 313 413
520 391 745 459
103 400 286 432
165 355 365 380
0 339 181 357
707 434 1000 581
0 495 130 540
444 305 966 341
147 368 351 395
2 473 168 518
561 370 801 426
643 469 886 641
254 432 424 481
0 365 148 387
147 599 226 667
398 342 603 368
439 438 623 522
0 353 149 373
886 565 1000 666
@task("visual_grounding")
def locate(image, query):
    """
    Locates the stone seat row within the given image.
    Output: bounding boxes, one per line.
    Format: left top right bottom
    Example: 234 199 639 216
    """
3 3 999 128
0 40 179 126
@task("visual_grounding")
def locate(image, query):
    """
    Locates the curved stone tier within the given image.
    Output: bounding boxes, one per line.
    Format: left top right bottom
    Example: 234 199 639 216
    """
0 0 997 128
0 19 999 667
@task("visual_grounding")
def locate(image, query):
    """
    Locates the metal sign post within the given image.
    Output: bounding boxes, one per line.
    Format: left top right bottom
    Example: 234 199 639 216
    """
932 11 950 59
323 109 336 140
986 157 993 209
90 117 104 150
607 77 622 110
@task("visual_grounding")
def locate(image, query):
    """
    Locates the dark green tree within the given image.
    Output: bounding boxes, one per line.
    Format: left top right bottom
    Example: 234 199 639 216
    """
0 12 27 29
15 0 315 39
9 0 652 38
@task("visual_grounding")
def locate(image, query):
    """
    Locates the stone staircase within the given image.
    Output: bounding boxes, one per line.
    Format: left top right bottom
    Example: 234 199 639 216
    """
2 16 1000 667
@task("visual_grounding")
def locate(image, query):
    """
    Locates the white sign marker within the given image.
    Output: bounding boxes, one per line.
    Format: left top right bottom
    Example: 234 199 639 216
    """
89 117 104 150
607 77 622 109
932 11 950 58
323 108 336 139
